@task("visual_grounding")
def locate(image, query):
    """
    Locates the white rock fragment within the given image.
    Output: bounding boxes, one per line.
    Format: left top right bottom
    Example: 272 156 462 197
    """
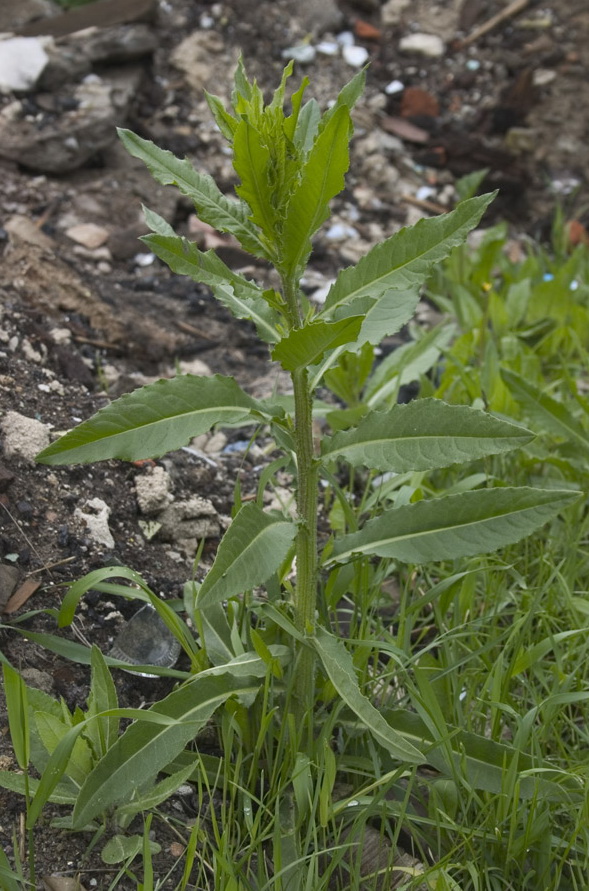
74 498 115 549
384 79 404 95
134 252 155 267
0 36 52 93
310 280 335 304
177 358 212 376
399 33 445 58
65 223 110 249
1 411 50 463
336 31 355 47
135 466 174 515
342 45 369 67
326 222 359 241
281 45 316 64
533 68 556 87
316 41 339 56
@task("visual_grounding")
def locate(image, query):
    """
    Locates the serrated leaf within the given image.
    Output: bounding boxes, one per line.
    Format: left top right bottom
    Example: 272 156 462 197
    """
36 374 263 465
321 400 534 471
293 98 321 153
72 674 257 828
117 128 268 258
272 316 363 373
197 503 296 609
355 286 421 344
204 90 238 141
282 105 351 277
141 232 282 342
312 627 423 763
233 119 278 243
141 205 175 237
329 487 580 565
501 368 589 455
322 194 495 319
322 69 367 124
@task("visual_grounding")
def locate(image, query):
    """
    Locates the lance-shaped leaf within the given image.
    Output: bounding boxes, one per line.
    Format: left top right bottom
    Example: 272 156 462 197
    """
321 193 495 319
197 503 296 609
72 674 257 829
501 368 589 456
272 316 363 373
355 286 421 345
141 229 282 343
312 627 423 763
36 375 264 465
322 400 534 472
117 128 268 259
377 709 579 803
233 119 278 242
281 105 351 277
328 487 580 565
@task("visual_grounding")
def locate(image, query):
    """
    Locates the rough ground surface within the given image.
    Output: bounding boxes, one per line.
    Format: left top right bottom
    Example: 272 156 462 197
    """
0 0 588 886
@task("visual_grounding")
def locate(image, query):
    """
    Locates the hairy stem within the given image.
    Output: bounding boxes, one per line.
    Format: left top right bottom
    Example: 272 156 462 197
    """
283 275 318 725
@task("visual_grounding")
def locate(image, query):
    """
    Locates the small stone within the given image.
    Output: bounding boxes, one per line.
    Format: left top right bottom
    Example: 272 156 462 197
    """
65 223 110 249
281 45 316 65
0 564 20 609
157 497 220 543
0 36 52 93
533 68 556 87
177 358 212 376
74 497 115 549
381 0 411 26
342 44 369 67
384 79 404 95
299 0 342 35
135 466 173 515
399 33 445 58
336 31 355 47
204 432 227 454
326 222 359 241
1 411 50 463
316 41 339 56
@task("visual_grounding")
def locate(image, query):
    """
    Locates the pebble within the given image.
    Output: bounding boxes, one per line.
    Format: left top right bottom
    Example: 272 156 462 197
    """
65 222 110 249
281 45 316 64
135 466 173 515
399 33 445 58
384 79 404 95
74 497 115 549
336 31 355 47
0 36 52 93
342 45 369 67
1 411 50 463
316 41 339 56
326 222 359 241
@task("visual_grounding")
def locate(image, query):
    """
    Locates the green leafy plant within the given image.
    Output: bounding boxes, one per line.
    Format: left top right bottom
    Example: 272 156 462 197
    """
26 62 583 884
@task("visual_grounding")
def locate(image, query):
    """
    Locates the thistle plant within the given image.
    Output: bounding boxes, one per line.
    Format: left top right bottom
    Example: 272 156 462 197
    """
31 61 580 857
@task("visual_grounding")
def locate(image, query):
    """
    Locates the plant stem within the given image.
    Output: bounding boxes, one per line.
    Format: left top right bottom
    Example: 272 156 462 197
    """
283 276 318 725
293 367 318 711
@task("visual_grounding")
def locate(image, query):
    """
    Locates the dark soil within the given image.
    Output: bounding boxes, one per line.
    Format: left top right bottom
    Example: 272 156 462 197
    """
0 0 588 886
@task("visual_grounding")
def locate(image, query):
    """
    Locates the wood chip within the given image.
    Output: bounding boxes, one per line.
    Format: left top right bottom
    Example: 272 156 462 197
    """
380 115 430 144
3 578 41 614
